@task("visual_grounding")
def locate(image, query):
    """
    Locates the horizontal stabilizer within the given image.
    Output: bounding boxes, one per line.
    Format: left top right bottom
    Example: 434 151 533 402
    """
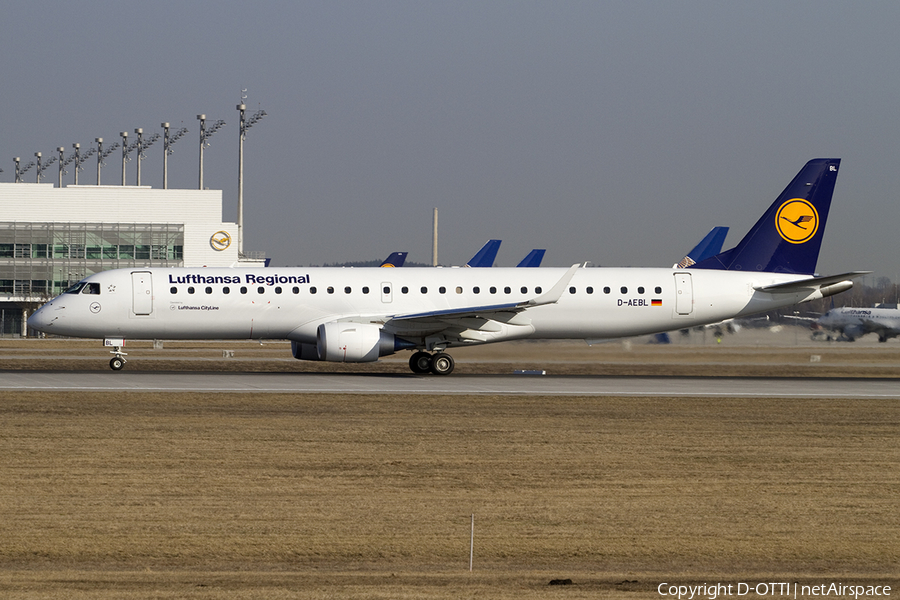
754 271 870 293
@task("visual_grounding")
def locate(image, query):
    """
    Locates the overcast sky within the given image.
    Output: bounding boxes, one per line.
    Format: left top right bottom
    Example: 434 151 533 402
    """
2 1 899 280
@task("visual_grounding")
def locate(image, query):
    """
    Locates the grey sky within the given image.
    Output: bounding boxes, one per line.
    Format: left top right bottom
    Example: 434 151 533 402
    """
2 1 898 279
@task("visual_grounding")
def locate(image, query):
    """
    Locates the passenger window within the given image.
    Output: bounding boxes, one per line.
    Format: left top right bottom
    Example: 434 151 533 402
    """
490 287 497 294
439 286 446 294
421 286 427 294
362 286 369 294
655 286 662 294
569 286 576 294
400 286 408 294
535 286 542 294
310 287 317 294
586 287 593 294
223 287 230 295
603 287 611 294
258 287 265 294
521 286 527 294
638 287 645 294
170 287 177 294
205 286 212 294
504 287 511 294
344 287 351 294
276 287 283 294
473 287 480 294
240 286 248 294
383 286 390 295
327 287 334 294
292 286 299 294
456 287 463 294
188 287 195 294
620 287 627 294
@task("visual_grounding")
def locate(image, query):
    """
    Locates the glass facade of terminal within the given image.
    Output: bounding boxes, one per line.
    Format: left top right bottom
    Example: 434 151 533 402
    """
0 222 184 298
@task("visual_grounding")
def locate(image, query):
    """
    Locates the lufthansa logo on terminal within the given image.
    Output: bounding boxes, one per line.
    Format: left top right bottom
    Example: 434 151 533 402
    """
775 198 819 244
210 231 232 251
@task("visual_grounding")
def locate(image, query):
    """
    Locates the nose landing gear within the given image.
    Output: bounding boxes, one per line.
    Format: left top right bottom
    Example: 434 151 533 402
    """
408 350 455 375
109 347 127 371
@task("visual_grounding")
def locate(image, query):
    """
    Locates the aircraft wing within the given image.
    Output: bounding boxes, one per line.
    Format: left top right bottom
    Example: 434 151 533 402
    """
376 264 581 346
390 263 581 323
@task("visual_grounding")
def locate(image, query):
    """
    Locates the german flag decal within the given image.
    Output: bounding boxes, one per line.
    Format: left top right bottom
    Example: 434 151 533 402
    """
651 299 663 306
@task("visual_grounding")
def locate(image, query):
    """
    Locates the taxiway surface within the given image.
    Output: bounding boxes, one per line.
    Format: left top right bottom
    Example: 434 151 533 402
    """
1 370 897 398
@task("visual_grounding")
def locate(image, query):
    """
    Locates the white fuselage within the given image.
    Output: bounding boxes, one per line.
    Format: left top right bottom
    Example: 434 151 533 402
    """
28 266 819 347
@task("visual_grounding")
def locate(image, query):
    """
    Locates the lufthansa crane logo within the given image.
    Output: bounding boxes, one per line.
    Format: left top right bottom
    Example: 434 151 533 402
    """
210 231 232 251
775 199 819 244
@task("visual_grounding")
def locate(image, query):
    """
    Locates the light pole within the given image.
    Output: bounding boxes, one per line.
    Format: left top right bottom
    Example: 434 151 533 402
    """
95 137 119 185
161 122 188 189
237 103 267 255
197 114 225 190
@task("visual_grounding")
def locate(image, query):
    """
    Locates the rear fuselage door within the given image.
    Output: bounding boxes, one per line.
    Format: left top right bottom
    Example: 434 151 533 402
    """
674 272 693 315
132 271 153 315
381 282 393 303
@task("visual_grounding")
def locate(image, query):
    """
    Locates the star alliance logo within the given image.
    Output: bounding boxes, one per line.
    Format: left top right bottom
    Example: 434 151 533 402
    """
775 198 819 244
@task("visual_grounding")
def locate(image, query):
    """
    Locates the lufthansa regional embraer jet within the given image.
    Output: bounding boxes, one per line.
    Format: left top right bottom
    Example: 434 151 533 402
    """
27 159 866 375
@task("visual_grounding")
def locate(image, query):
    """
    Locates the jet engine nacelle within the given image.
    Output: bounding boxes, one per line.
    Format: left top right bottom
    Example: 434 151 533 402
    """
292 322 412 363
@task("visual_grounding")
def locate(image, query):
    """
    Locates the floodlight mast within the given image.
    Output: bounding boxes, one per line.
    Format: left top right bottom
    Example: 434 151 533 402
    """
72 143 97 186
132 128 160 187
161 122 188 189
35 151 58 184
237 102 267 255
15 157 36 183
95 137 120 185
197 114 225 190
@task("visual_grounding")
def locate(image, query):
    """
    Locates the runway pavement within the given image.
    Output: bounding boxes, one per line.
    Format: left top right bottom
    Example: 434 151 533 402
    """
1 370 898 397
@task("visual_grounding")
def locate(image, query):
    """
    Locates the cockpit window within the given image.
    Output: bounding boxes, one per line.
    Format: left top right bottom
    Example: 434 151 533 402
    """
64 282 86 294
81 282 101 295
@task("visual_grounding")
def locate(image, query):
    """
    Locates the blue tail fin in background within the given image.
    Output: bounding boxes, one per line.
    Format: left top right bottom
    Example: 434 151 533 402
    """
690 158 840 275
676 226 728 268
379 251 408 267
466 240 502 267
517 249 546 267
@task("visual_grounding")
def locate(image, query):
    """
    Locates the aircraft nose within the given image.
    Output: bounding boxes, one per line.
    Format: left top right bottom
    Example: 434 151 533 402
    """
27 303 58 332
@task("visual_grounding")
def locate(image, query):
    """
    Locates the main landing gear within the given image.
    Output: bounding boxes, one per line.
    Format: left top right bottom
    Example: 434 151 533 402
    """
409 350 455 375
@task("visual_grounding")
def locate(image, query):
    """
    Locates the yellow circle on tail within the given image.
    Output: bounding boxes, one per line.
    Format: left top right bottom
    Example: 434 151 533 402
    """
775 199 818 244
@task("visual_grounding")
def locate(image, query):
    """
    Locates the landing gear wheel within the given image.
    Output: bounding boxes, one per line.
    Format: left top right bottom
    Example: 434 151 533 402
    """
409 351 432 374
109 356 125 371
430 352 455 376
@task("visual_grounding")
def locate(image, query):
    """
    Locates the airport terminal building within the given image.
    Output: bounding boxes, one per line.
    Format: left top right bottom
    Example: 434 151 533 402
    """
0 182 264 335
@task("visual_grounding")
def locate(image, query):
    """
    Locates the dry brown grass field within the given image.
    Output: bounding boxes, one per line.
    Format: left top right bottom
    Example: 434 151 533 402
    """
1 335 899 598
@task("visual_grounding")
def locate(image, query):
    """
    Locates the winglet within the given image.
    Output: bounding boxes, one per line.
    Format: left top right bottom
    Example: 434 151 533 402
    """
521 263 581 307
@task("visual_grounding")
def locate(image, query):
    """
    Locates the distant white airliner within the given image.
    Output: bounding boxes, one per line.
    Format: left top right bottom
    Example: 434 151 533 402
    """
28 158 866 374
813 305 900 342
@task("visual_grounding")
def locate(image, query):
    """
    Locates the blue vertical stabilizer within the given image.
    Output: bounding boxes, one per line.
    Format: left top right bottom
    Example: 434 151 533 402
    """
690 159 840 275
